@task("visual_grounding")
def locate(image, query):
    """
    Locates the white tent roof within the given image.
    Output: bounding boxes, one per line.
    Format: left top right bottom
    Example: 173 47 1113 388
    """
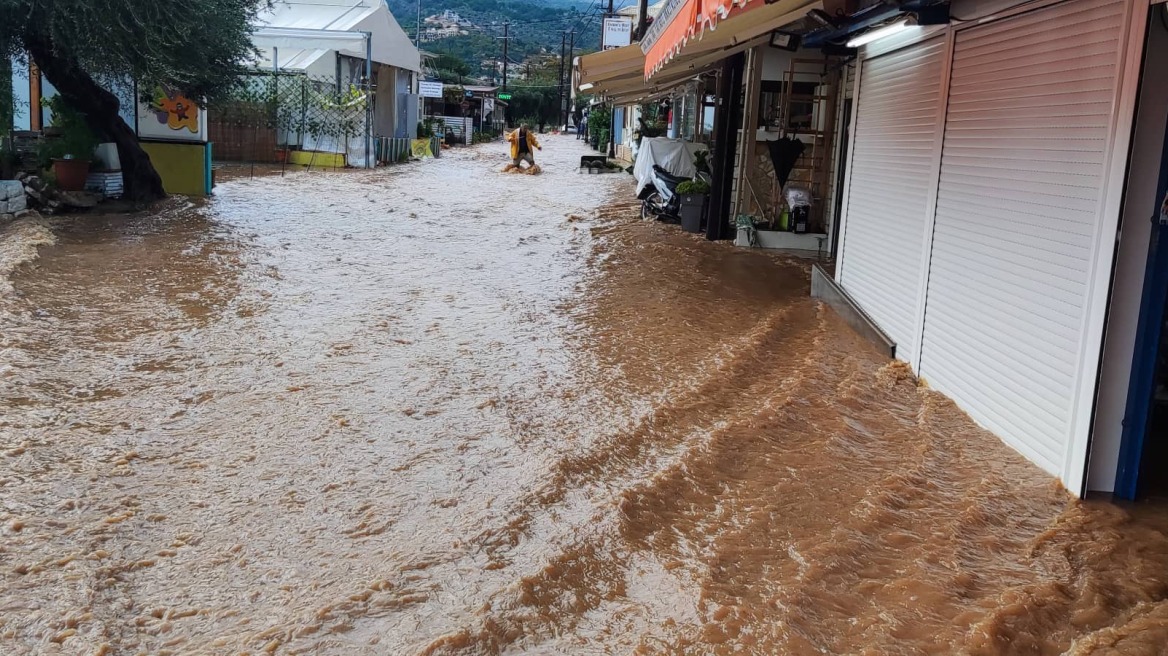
253 0 420 72
617 0 667 19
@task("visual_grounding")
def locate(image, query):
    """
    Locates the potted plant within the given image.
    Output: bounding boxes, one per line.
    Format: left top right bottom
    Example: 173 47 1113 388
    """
694 149 711 173
677 178 711 233
38 96 99 191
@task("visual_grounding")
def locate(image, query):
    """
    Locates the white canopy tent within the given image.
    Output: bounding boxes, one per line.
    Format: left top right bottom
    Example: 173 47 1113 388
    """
252 0 420 75
245 0 422 167
253 26 375 168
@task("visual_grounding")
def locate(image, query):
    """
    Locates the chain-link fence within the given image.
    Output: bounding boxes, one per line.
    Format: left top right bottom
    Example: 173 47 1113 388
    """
208 71 371 168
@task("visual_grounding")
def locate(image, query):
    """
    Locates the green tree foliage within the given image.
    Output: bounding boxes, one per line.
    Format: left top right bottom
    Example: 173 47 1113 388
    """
0 57 11 131
0 0 267 200
502 56 568 129
432 52 471 82
588 103 610 144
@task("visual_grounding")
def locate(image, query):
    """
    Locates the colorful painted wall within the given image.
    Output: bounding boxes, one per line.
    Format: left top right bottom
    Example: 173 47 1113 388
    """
137 85 210 196
139 142 211 196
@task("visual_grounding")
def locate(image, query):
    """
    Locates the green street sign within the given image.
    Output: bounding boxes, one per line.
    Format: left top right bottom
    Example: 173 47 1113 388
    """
497 93 512 100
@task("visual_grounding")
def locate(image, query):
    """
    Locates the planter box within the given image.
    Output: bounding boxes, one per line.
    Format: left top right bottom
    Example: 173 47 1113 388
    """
288 150 345 168
736 228 828 252
679 193 707 233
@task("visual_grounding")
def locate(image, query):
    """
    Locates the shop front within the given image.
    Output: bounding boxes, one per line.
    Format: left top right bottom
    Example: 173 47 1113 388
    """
614 0 1168 499
830 0 1162 498
580 0 829 239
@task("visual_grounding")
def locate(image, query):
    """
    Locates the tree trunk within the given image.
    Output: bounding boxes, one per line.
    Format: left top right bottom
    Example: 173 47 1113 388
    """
26 38 166 203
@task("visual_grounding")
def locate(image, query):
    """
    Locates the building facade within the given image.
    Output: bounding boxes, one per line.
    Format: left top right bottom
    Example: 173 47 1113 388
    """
581 0 1168 500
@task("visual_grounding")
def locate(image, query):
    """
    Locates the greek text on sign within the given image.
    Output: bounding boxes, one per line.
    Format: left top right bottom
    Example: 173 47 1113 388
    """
419 81 444 98
640 0 687 54
602 17 633 50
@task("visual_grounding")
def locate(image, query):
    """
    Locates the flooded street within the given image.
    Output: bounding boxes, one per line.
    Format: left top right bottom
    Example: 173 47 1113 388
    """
2 135 1167 655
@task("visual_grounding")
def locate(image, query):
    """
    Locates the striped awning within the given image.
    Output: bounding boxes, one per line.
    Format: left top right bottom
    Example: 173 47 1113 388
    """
642 0 701 77
643 0 817 77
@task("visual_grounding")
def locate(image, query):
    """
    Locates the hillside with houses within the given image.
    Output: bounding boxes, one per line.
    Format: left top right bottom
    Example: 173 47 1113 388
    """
388 0 601 72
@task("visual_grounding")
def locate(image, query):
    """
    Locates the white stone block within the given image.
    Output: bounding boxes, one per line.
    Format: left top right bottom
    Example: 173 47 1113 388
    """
5 194 26 213
0 180 24 201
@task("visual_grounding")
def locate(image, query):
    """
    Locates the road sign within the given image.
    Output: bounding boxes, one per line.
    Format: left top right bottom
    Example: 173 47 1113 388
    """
498 92 512 100
419 81 444 98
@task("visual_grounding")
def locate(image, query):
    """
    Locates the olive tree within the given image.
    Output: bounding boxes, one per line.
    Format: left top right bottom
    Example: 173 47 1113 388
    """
0 0 266 201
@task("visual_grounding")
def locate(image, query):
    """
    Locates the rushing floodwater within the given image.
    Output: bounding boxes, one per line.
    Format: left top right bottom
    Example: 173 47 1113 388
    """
1 136 1166 655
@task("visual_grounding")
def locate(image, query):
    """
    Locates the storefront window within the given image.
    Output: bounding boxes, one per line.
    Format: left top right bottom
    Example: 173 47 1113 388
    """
701 94 715 140
674 84 699 142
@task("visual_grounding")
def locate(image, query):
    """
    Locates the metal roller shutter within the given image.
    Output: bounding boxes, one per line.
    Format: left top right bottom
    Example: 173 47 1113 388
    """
918 0 1126 481
838 38 946 358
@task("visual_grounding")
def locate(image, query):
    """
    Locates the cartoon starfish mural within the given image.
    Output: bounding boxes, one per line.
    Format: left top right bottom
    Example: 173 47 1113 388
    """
150 87 200 133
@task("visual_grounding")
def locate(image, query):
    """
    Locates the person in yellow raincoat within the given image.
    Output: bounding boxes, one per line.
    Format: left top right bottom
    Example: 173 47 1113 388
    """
507 124 542 168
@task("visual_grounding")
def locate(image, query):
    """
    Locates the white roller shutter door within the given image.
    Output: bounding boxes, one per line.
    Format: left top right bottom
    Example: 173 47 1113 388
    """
919 0 1126 481
838 38 946 359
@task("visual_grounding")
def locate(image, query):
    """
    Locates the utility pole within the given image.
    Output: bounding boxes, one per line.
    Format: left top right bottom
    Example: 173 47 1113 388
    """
501 21 510 92
636 0 649 40
558 32 566 130
416 0 421 48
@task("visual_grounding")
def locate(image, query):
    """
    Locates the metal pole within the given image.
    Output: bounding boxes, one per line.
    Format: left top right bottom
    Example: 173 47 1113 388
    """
636 0 649 40
365 32 373 169
558 33 566 130
566 31 575 127
605 0 615 49
416 0 421 48
271 48 278 177
608 102 615 157
605 0 615 160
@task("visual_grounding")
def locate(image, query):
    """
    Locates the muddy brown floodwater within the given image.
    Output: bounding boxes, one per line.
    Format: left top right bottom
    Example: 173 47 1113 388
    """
1 136 1167 655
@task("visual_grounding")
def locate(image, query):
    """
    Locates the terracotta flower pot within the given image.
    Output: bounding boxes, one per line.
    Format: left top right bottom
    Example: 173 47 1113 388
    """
52 158 91 192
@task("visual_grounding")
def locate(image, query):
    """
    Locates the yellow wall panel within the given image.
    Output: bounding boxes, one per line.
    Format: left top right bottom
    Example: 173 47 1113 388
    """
140 142 209 196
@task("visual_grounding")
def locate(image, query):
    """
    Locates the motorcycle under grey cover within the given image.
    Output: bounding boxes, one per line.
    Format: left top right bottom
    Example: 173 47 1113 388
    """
633 137 708 196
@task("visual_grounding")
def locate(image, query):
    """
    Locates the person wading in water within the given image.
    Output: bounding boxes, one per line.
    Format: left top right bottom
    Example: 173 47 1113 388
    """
507 124 542 169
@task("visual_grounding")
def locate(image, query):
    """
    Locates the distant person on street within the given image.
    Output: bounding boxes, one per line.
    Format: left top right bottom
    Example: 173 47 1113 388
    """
577 114 587 140
508 123 541 168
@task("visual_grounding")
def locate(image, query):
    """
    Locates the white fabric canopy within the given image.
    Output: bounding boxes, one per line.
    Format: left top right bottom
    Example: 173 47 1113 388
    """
252 0 420 72
252 27 368 51
633 137 708 196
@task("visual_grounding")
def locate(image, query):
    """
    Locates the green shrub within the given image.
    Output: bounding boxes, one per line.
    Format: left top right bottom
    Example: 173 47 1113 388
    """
37 95 99 167
472 129 498 144
677 179 711 195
